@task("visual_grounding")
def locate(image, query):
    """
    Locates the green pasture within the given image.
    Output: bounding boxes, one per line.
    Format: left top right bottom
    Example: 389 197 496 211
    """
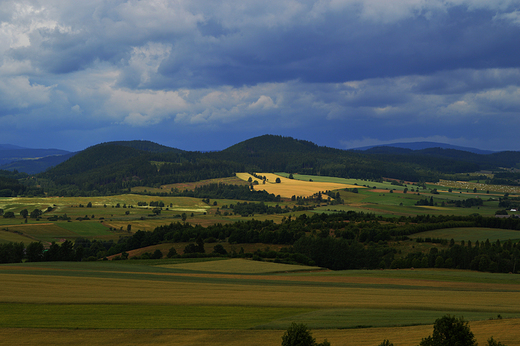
409 227 520 243
0 229 33 244
309 268 520 285
0 222 119 243
158 258 322 274
1 303 517 330
55 221 112 237
276 173 399 190
0 224 77 243
0 303 311 329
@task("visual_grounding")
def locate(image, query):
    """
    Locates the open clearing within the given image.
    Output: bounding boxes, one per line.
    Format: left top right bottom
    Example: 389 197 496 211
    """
236 173 359 198
0 260 519 345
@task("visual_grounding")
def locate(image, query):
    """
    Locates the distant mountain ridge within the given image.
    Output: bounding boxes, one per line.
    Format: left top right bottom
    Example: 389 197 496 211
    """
2 136 520 184
352 141 495 155
0 147 71 169
0 144 27 150
0 140 182 174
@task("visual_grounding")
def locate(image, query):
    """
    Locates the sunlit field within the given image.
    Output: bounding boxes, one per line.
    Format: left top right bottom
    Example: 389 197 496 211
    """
236 173 360 198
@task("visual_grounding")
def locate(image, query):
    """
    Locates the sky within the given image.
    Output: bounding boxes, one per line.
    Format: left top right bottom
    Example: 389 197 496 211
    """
1 0 520 152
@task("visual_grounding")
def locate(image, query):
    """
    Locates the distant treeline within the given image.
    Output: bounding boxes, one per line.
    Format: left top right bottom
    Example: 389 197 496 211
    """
3 212 519 274
226 202 313 216
171 183 281 202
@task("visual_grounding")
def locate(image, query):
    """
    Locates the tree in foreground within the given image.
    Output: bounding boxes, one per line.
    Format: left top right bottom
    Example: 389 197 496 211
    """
385 315 507 346
487 337 507 346
281 323 330 346
419 315 476 346
378 340 393 346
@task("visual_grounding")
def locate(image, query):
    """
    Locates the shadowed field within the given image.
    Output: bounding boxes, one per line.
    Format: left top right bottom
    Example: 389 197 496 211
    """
0 259 519 345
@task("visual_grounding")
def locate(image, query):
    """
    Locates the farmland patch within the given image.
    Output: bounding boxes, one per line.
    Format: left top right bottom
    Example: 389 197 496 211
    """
157 258 323 274
236 173 357 198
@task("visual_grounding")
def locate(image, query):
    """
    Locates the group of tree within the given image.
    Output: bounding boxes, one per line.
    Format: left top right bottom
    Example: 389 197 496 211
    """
171 183 281 202
2 211 520 272
0 171 42 197
227 201 310 217
282 315 507 346
448 198 484 208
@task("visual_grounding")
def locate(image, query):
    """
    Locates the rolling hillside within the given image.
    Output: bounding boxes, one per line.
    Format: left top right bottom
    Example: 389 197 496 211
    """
1 135 518 196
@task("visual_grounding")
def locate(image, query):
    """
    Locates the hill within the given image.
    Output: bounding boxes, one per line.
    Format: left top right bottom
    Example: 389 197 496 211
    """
0 152 77 174
0 148 71 167
353 141 495 155
1 134 514 196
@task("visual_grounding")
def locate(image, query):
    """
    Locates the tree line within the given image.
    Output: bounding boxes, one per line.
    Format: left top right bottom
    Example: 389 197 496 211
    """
2 212 519 273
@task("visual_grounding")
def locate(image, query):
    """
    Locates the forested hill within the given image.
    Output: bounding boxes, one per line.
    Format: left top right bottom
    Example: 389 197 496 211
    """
18 135 520 196
363 147 520 170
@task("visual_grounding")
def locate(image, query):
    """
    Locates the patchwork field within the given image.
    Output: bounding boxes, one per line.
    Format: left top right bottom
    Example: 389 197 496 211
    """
1 259 519 345
236 173 360 198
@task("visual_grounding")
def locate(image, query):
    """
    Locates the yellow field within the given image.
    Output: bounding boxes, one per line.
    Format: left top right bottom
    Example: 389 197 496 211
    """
1 320 519 346
236 173 360 198
434 180 520 194
0 195 209 211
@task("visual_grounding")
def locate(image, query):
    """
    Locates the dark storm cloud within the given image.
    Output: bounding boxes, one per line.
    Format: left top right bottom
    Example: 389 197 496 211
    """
1 0 520 151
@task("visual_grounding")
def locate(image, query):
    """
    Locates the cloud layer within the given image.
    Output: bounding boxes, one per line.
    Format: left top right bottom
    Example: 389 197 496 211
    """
1 0 520 151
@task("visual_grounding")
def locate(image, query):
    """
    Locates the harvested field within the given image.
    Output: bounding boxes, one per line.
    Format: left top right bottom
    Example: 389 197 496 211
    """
1 262 519 345
236 173 359 198
1 320 520 346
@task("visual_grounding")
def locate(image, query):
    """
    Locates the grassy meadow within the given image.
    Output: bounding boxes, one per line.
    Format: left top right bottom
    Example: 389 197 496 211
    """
1 259 519 345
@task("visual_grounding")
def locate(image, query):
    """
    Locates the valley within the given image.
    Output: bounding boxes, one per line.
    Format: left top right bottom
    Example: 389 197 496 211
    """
1 136 520 345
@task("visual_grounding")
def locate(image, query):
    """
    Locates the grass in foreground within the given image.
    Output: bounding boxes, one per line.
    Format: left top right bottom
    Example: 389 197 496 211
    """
0 319 518 346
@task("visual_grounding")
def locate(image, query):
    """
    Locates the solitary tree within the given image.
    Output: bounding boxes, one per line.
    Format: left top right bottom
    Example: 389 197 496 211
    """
419 315 476 346
281 323 330 346
167 247 177 258
276 177 281 183
30 209 42 219
20 209 28 218
281 323 315 346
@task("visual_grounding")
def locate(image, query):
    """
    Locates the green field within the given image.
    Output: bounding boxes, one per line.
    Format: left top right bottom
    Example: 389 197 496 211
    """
1 260 519 345
158 258 322 274
0 303 311 329
56 221 112 237
410 227 520 242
